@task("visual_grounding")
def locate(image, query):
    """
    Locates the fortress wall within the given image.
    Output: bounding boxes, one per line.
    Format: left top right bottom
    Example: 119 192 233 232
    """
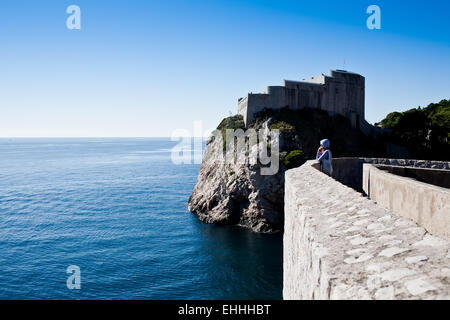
323 79 338 114
265 86 288 109
239 93 269 125
327 70 365 117
331 159 450 233
363 164 450 240
331 158 450 193
237 97 249 125
284 160 450 300
375 165 450 189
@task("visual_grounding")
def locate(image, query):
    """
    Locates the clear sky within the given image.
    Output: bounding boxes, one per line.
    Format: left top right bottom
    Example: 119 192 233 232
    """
1 0 449 137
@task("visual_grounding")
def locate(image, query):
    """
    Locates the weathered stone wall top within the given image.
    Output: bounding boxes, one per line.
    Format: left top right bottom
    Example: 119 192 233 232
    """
283 160 450 300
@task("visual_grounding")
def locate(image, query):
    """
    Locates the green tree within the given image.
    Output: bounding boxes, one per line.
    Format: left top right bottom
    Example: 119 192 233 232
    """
377 99 449 160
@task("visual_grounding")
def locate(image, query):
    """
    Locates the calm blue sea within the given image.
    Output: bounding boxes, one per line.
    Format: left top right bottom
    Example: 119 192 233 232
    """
0 138 282 300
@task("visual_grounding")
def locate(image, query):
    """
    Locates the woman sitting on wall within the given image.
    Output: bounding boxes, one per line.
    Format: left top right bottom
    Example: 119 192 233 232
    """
316 139 333 175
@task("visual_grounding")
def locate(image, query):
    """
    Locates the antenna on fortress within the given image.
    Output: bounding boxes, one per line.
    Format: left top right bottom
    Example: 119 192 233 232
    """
343 59 346 70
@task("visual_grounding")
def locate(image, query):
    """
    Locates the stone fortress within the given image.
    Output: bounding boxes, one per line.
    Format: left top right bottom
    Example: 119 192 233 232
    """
238 69 374 135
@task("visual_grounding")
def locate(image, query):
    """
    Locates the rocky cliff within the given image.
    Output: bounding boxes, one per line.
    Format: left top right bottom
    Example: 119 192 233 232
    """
188 108 397 233
188 117 285 233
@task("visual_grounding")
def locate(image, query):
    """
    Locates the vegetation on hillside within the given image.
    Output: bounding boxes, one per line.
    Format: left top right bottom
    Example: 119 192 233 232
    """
376 99 449 160
269 120 295 132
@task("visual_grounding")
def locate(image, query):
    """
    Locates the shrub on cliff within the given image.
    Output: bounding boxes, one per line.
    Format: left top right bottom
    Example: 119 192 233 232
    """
217 115 246 151
217 114 245 131
269 120 295 132
283 150 307 169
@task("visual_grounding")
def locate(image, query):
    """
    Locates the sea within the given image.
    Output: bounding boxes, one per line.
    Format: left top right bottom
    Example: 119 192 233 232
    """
0 138 282 299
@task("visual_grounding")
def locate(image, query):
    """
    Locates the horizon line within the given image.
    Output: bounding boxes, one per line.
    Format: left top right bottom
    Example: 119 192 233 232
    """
0 136 209 139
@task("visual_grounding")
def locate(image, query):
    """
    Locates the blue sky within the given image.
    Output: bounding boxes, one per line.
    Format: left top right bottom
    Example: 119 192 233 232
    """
1 0 449 137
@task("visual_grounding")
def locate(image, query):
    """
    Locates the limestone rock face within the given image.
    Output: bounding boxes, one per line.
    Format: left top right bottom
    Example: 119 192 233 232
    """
187 123 285 233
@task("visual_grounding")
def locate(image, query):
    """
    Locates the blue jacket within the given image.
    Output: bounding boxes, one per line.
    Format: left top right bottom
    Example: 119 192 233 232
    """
316 148 333 175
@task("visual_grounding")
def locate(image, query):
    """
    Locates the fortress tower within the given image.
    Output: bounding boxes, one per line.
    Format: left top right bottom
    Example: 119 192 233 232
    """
238 69 367 132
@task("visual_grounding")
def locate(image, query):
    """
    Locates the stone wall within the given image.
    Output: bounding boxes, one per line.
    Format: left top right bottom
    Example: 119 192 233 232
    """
330 158 364 192
284 160 450 300
363 164 450 240
375 165 450 188
331 158 450 192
